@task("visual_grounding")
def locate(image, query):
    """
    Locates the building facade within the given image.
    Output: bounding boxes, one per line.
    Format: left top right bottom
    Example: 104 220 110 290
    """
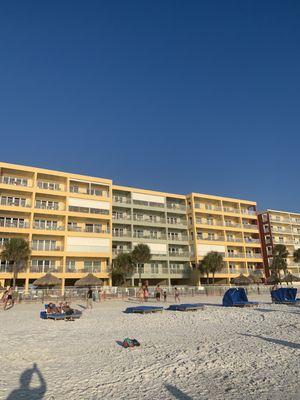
0 162 112 291
258 210 300 277
112 185 190 286
187 193 264 282
0 161 266 289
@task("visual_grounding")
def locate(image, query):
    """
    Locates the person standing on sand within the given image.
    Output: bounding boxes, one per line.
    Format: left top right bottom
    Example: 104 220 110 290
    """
174 287 180 303
155 285 162 302
138 286 144 303
4 287 14 311
87 287 93 309
163 290 167 302
144 285 149 302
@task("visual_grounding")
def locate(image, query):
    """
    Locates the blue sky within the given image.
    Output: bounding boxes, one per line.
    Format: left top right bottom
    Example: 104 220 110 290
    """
0 1 299 211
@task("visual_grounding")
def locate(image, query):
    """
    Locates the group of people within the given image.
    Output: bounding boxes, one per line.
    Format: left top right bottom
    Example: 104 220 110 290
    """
137 284 181 303
46 301 74 315
1 287 15 311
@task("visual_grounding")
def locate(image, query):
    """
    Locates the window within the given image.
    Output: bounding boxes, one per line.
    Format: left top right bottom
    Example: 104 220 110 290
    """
150 263 159 274
35 199 59 210
2 176 28 186
70 186 79 193
66 260 76 271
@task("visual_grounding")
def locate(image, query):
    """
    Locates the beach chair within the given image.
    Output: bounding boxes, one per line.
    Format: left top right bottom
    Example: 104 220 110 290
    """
167 303 204 312
40 304 82 320
124 306 163 314
271 288 299 305
222 288 258 307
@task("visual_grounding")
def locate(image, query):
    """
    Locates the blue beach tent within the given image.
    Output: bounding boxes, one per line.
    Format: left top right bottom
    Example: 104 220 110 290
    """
222 288 258 307
271 287 298 304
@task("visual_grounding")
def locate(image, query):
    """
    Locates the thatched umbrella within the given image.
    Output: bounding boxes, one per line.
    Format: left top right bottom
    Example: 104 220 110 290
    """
249 271 264 284
265 274 280 285
281 272 300 284
33 273 61 287
232 273 252 285
75 273 103 287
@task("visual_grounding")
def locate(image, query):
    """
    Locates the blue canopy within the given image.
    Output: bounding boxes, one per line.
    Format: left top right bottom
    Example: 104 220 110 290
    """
271 287 297 303
222 288 249 307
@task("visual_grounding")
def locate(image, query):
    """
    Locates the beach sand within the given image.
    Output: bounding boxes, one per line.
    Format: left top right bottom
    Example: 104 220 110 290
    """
0 294 299 400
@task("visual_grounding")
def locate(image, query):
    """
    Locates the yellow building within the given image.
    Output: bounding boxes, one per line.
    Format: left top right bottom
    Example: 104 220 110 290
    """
0 161 265 289
187 193 264 282
0 162 112 291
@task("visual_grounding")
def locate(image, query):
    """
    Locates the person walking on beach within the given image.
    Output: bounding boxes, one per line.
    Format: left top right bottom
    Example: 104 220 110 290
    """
87 287 93 309
4 287 14 311
174 287 180 303
143 285 149 302
155 285 162 302
163 290 167 302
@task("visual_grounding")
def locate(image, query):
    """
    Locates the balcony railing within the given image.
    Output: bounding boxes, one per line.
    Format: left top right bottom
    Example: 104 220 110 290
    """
169 252 190 258
112 231 132 237
168 235 189 242
35 204 60 211
243 223 258 230
226 237 243 243
30 265 63 273
37 181 61 191
112 249 131 255
166 203 186 211
133 216 166 224
223 207 240 214
31 245 63 251
241 209 256 215
0 198 30 208
197 236 225 242
270 216 290 223
85 226 110 234
0 176 29 187
33 224 64 231
244 238 260 243
0 220 29 229
167 219 187 226
0 265 26 273
112 215 131 221
133 233 167 240
68 206 109 215
86 189 109 197
132 199 165 208
113 197 131 204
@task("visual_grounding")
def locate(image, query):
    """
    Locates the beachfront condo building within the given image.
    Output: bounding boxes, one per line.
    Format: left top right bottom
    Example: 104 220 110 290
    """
0 161 265 289
187 193 264 281
112 186 190 286
258 210 300 277
0 162 112 291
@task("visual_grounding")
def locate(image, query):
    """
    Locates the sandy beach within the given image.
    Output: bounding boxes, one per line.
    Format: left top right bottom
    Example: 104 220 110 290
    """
0 294 299 400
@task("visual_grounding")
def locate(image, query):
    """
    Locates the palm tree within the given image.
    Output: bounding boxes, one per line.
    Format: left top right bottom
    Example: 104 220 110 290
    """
1 238 31 287
293 248 300 264
198 258 210 283
270 244 289 280
112 253 135 285
199 251 224 284
131 244 151 286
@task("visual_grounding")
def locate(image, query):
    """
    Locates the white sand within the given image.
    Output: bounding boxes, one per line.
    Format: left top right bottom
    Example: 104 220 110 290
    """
0 294 299 400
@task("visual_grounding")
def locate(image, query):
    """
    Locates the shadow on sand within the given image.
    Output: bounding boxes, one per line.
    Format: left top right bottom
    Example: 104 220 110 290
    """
6 363 46 400
165 384 192 400
241 333 300 350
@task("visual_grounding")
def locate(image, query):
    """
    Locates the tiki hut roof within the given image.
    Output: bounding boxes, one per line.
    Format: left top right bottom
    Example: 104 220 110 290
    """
232 273 252 285
33 273 61 287
265 274 280 285
74 273 103 287
248 271 264 284
281 272 300 283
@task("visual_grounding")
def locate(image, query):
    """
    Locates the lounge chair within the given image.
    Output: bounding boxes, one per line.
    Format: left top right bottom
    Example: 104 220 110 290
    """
222 288 258 307
40 304 82 320
124 306 163 314
167 303 204 312
271 288 300 305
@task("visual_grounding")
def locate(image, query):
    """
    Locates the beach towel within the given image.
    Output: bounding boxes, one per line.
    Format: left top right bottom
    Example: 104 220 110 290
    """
122 338 140 348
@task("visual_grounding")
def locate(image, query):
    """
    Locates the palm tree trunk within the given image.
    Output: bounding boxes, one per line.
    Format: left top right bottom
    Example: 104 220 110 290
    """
212 273 215 285
12 263 17 288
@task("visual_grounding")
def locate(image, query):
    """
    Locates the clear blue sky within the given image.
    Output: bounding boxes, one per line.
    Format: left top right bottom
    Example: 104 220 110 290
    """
0 1 299 211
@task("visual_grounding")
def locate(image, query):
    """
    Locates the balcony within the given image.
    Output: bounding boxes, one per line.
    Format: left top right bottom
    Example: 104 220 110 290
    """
168 235 189 242
169 252 190 258
112 248 131 256
197 236 225 242
113 197 131 204
112 231 132 238
33 224 64 231
133 215 166 224
271 227 292 234
133 233 167 240
226 253 245 258
133 199 165 209
112 215 131 222
241 209 256 215
0 220 29 229
270 216 290 223
85 226 110 234
86 189 109 197
226 237 243 243
0 197 31 208
194 204 222 211
244 238 260 244
223 207 240 214
0 265 26 273
30 265 63 273
196 219 224 227
246 253 262 258
68 206 109 215
37 181 61 191
243 223 258 230
31 245 63 252
0 176 29 187
35 203 60 211
166 203 186 211
167 219 187 226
